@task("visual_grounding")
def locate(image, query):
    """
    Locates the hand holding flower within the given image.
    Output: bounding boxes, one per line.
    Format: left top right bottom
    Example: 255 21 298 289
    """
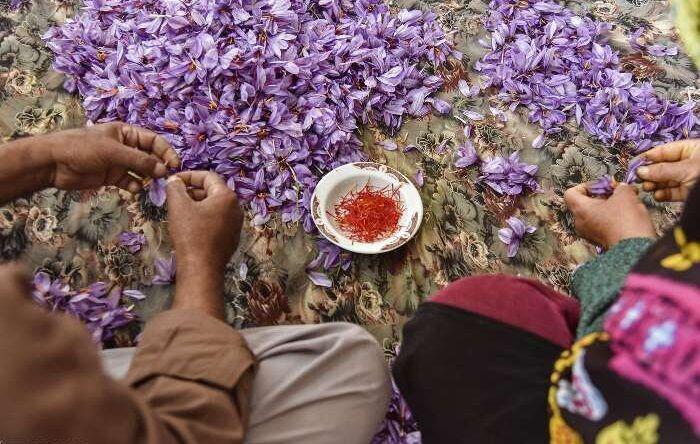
564 183 656 249
0 123 180 205
638 139 700 202
44 123 180 192
166 171 243 319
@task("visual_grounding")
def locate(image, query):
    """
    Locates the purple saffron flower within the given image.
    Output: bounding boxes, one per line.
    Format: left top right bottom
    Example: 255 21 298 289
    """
414 169 424 188
628 28 646 52
8 0 29 10
308 238 352 271
646 44 678 57
152 254 176 285
455 142 479 168
379 139 399 151
308 271 333 287
624 157 650 184
463 110 485 121
31 272 142 346
118 231 146 253
477 0 699 154
32 272 70 307
498 216 536 258
458 79 479 98
532 133 545 149
480 152 538 196
44 0 459 235
123 289 146 300
147 178 167 207
587 175 615 197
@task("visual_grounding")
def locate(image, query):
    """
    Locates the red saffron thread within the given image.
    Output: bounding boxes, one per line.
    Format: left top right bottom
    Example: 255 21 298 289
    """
332 182 404 242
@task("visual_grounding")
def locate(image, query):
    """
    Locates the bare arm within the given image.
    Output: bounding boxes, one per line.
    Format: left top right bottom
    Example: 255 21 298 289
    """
165 171 244 320
0 123 180 205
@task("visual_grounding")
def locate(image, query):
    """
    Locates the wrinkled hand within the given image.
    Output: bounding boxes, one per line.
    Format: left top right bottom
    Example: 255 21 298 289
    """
166 171 243 273
564 183 656 248
41 122 180 192
166 171 242 318
638 139 700 202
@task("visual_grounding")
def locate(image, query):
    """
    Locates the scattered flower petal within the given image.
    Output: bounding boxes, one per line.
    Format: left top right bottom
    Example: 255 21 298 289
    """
498 216 536 258
414 169 424 187
148 178 167 207
308 271 333 287
152 254 176 285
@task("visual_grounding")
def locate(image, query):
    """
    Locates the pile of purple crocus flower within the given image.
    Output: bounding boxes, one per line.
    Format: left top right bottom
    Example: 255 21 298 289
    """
32 272 144 346
44 0 458 227
478 0 699 153
480 152 539 196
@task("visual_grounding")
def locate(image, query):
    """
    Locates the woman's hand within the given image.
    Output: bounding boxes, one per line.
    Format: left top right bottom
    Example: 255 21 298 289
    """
166 171 243 319
638 139 700 202
44 123 180 192
564 183 656 249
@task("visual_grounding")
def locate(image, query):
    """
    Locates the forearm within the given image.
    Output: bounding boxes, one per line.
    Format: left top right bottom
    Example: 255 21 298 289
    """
172 257 226 320
571 237 654 338
0 137 53 205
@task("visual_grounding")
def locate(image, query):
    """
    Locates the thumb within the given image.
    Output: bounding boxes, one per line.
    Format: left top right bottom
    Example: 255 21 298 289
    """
564 183 594 211
637 161 689 184
166 176 191 210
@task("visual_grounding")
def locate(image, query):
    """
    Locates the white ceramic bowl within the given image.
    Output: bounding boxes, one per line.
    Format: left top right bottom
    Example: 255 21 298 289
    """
311 162 423 254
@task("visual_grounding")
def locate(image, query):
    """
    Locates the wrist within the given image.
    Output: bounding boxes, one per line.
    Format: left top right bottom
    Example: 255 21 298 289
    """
172 253 226 319
25 137 56 188
605 233 656 249
0 136 55 204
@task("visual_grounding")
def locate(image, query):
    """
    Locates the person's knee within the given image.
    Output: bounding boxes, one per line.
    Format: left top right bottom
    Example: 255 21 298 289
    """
430 273 521 302
324 323 391 400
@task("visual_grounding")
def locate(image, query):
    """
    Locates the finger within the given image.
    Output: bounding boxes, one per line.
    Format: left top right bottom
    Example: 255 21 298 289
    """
108 142 167 178
115 175 143 194
564 183 594 210
174 171 229 197
654 187 686 202
610 182 637 198
120 124 181 169
642 181 657 192
187 188 208 201
166 176 192 209
636 161 688 184
642 140 697 163
642 178 681 191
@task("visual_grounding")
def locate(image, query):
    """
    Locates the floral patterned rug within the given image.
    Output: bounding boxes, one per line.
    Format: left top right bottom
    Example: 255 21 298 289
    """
0 0 695 358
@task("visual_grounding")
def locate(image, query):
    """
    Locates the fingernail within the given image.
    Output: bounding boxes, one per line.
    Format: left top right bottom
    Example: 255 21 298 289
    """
155 162 167 174
166 175 181 184
637 166 649 177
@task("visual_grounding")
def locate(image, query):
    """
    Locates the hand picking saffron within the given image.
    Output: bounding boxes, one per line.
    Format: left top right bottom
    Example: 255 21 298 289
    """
333 183 404 243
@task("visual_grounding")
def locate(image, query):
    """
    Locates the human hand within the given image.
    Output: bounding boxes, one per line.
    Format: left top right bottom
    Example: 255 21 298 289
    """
166 171 242 318
40 122 180 192
638 139 700 202
564 183 656 248
167 170 243 275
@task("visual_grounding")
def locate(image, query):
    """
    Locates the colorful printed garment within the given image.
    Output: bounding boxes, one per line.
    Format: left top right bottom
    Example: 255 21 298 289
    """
550 214 700 443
